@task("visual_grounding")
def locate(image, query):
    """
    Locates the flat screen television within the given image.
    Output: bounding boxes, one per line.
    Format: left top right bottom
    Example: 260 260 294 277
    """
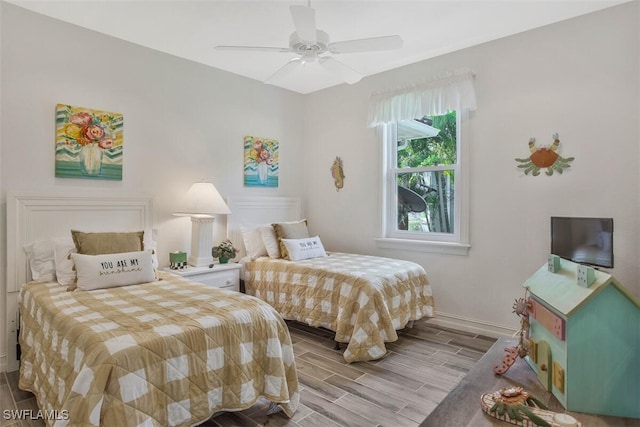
551 217 613 268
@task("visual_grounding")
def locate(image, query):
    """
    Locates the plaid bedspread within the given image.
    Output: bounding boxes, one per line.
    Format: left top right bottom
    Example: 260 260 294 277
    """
18 271 299 427
244 252 434 362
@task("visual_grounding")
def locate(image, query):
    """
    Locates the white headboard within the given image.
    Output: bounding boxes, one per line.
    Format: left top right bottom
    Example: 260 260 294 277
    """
226 196 302 258
5 192 153 372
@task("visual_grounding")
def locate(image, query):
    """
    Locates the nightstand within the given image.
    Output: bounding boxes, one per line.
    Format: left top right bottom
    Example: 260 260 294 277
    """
163 263 241 292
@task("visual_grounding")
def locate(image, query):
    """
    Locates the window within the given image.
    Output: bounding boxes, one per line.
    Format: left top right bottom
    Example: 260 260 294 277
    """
378 111 470 255
368 68 475 255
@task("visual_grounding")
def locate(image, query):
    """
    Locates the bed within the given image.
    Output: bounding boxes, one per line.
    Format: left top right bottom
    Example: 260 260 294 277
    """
227 196 435 363
5 193 299 426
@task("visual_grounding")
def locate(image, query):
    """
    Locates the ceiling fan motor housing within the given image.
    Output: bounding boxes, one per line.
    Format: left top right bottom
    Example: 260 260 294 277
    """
289 30 330 56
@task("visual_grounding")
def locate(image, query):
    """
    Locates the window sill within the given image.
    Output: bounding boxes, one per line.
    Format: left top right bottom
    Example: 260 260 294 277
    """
374 238 471 256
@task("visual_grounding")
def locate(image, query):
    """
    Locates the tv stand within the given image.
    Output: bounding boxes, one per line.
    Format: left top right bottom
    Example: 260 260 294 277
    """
523 258 640 419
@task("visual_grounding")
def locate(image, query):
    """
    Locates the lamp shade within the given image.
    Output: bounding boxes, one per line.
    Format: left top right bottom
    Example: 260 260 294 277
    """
174 182 231 217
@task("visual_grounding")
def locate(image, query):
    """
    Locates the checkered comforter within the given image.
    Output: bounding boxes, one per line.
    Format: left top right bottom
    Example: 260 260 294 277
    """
244 252 434 363
18 271 299 427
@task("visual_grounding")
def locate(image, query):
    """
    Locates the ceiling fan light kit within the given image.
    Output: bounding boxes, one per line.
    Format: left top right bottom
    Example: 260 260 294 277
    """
215 3 403 86
289 30 330 56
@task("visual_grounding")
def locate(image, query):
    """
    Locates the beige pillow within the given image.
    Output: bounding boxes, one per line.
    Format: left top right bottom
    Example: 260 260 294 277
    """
71 230 144 255
272 220 309 260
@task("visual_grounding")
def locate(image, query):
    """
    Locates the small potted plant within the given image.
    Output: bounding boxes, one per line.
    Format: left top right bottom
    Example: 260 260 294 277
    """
212 239 238 264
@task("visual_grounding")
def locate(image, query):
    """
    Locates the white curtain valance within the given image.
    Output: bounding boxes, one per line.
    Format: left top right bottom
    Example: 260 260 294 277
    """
367 68 477 127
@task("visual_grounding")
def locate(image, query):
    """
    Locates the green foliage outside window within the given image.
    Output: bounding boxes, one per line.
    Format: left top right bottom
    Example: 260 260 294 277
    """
396 111 457 233
396 111 457 168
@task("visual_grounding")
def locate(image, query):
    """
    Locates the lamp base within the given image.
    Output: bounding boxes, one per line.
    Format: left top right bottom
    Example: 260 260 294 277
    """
188 216 214 267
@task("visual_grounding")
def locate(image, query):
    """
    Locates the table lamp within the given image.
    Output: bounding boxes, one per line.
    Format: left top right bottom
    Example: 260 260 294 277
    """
174 181 231 267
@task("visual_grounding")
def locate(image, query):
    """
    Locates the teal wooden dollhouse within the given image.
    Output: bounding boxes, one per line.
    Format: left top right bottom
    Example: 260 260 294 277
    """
523 258 640 418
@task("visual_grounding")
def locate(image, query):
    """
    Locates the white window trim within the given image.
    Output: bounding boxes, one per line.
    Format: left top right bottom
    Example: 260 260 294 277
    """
377 110 471 255
374 237 471 255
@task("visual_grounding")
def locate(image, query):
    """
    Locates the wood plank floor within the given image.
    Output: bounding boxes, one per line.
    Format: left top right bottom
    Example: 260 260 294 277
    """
210 320 496 426
1 320 496 427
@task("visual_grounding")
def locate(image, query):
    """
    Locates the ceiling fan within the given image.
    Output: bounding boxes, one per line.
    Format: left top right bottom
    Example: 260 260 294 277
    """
214 2 403 85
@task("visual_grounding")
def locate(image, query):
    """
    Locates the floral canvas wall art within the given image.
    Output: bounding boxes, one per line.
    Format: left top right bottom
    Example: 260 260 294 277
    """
55 104 123 180
244 135 279 187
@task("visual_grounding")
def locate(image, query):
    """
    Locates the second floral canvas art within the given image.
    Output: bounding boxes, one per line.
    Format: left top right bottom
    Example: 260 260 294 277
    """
244 135 279 187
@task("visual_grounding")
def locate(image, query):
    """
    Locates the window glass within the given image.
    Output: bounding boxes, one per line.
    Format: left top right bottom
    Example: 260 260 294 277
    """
393 111 457 236
397 171 455 233
396 113 457 168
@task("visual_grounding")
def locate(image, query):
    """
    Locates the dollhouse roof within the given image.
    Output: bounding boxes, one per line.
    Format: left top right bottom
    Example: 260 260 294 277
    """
523 258 640 317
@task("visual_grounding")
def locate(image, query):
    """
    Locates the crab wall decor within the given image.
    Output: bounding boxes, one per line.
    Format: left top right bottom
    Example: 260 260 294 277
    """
515 133 574 176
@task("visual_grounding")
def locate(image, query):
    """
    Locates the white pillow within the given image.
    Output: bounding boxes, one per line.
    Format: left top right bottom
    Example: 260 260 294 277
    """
71 250 155 292
259 225 280 258
280 236 327 261
144 239 160 271
240 225 268 259
23 239 57 282
54 237 77 286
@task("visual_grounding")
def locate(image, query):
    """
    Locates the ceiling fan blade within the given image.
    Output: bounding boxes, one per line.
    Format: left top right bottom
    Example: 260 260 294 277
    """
215 45 291 53
319 56 362 84
329 35 403 54
264 58 303 84
290 5 316 43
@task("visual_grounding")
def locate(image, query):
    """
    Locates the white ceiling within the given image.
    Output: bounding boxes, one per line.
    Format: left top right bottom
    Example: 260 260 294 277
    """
6 0 628 94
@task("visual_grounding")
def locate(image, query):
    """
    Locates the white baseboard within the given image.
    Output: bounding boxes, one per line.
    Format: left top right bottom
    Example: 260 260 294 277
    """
0 354 6 373
428 311 517 338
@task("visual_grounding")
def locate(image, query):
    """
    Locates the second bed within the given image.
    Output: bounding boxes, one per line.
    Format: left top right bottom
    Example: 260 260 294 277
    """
243 251 434 362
